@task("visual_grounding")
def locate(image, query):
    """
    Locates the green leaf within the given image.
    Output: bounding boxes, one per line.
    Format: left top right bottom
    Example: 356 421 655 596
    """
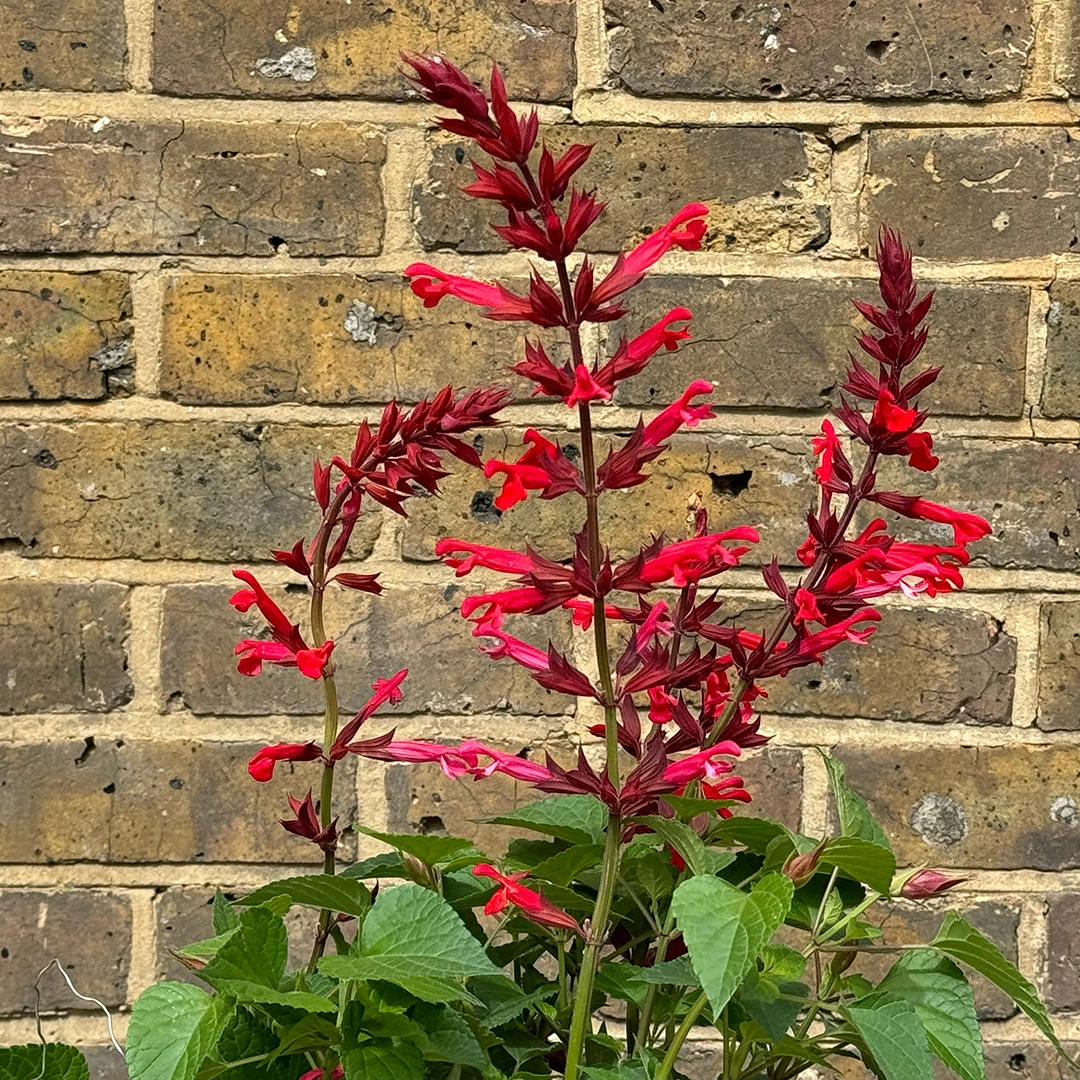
932 912 1068 1059
621 847 676 903
356 828 479 867
410 1004 488 1069
736 971 808 1040
340 853 407 880
760 944 806 981
202 1011 305 1080
237 874 371 918
634 816 733 878
848 997 933 1080
878 950 985 1080
270 1015 340 1061
342 1041 425 1080
672 872 794 1015
628 955 700 987
530 844 604 886
0 1045 89 1080
596 964 650 1008
173 931 238 960
710 816 793 855
821 753 891 852
485 795 607 845
821 837 896 894
211 891 239 935
127 983 233 1080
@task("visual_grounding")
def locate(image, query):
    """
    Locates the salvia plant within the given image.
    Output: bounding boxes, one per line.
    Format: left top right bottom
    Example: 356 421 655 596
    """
8 52 1073 1080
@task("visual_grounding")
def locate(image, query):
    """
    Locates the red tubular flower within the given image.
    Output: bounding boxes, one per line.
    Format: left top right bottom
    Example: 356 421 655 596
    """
905 431 939 472
484 429 560 509
793 588 824 626
298 1065 344 1080
354 738 552 783
474 863 580 932
900 869 968 899
871 492 992 547
811 419 844 485
647 686 678 724
435 539 533 577
871 388 919 434
642 380 715 446
404 263 504 309
596 307 694 388
461 587 548 622
248 742 322 782
662 741 742 786
565 363 613 407
635 528 760 587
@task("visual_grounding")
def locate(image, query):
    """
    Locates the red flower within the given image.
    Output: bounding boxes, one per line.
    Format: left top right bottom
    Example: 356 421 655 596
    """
435 539 533 577
404 263 504 308
635 528 759 587
900 869 968 899
906 431 939 472
355 738 553 783
871 388 919 434
872 492 992 547
647 686 678 724
642 380 715 446
565 364 613 407
280 790 338 853
662 741 742 786
484 429 560 509
248 742 321 783
473 863 580 932
812 419 842 484
793 588 824 626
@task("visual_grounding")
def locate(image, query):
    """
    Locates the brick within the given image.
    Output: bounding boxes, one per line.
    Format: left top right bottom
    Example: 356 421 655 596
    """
158 273 565 406
0 583 132 715
0 0 126 91
403 430 813 563
0 421 382 561
152 0 574 101
1037 601 1080 732
161 583 573 716
605 0 1031 100
81 1048 129 1080
1043 283 1080 419
734 747 803 830
619 276 1028 418
0 271 133 400
853 899 1019 1019
0 119 384 256
1046 892 1080 1012
156 886 318 986
0 740 356 863
981 1044 1080 1080
864 128 1080 261
836 745 1080 870
0 891 130 1014
413 126 830 255
764 606 1015 725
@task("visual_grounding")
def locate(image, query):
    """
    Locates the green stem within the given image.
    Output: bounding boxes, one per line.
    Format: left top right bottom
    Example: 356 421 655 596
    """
811 891 882 950
655 989 710 1080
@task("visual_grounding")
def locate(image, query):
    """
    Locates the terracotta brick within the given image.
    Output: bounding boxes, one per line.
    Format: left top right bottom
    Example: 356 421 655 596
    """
161 582 574 716
0 271 133 400
0 583 132 715
836 745 1080 870
1043 284 1080 419
0 891 131 1014
152 0 575 101
0 0 126 91
864 129 1080 261
1046 892 1080 1013
414 126 830 255
619 276 1028 418
0 740 356 864
0 422 382 561
1037 600 1080 732
0 119 384 256
604 0 1032 100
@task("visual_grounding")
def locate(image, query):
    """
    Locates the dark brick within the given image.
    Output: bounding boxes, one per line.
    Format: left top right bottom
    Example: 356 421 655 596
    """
1043 284 1080 419
735 747 803 830
981 1043 1080 1080
1037 600 1080 732
161 583 574 716
0 891 130 1014
605 0 1032 100
0 271 133 401
80 1047 129 1080
864 128 1080 261
0 421 382 561
152 0 575 101
0 119 384 257
619 276 1028 418
837 744 1080 870
0 0 125 91
1046 892 1080 1012
0 740 356 864
414 126 829 255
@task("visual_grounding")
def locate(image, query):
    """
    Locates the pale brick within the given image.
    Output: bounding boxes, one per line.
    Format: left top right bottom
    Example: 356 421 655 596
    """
1046 892 1080 1012
1037 600 1080 732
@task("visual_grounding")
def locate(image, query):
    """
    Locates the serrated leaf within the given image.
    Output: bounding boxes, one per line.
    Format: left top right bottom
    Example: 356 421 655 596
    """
211 892 239 935
634 816 732 878
821 753 891 851
486 795 607 845
848 997 933 1080
710 817 793 855
339 853 407 880
621 847 676 903
821 837 896 894
672 872 794 1015
342 1041 425 1080
237 874 371 918
932 912 1069 1059
529 844 604 886
737 971 808 1040
356 828 479 867
760 944 807 981
174 930 238 960
411 1004 488 1069
0 1045 89 1080
127 983 233 1080
878 950 985 1080
628 955 700 987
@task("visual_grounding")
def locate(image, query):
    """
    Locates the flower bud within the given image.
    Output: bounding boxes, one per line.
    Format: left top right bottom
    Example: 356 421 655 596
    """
783 840 827 888
900 868 967 899
829 948 858 976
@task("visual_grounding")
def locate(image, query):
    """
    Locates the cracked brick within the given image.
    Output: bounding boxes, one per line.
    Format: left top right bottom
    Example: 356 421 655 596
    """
0 119 384 256
0 271 134 400
152 0 575 101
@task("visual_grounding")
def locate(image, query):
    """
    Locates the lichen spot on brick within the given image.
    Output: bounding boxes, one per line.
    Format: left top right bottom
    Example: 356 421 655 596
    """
1050 795 1079 828
344 301 378 346
255 46 317 83
909 792 968 847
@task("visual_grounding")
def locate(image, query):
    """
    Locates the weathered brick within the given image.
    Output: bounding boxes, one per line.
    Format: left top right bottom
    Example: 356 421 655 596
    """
0 740 356 863
836 745 1080 870
1037 601 1080 732
81 1048 129 1080
1046 892 1080 1012
0 421 381 561
732 747 803 830
158 273 564 406
853 899 1019 1019
161 583 573 716
0 0 126 91
0 119 384 256
864 128 1080 261
605 0 1032 100
828 1045 1080 1080
763 606 1015 725
619 276 1028 418
403 430 813 563
0 583 132 715
0 890 130 1014
0 271 133 400
152 0 575 101
1043 283 1080 419
414 126 829 255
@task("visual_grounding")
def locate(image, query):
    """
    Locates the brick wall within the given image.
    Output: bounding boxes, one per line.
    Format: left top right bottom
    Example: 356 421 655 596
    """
1 1 1079 1075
